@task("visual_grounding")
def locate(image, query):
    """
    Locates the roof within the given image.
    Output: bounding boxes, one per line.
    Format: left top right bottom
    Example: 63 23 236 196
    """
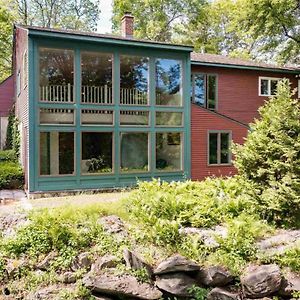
191 52 299 73
15 25 193 52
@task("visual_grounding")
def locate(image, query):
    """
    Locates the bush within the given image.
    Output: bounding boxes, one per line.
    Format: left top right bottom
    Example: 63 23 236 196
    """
0 161 24 189
0 150 17 162
234 80 300 227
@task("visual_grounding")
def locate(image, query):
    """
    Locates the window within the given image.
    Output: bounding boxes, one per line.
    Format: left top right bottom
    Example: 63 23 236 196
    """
156 59 182 106
208 131 231 165
17 70 21 97
120 111 149 126
40 132 75 175
39 48 74 102
156 132 182 171
23 50 28 89
40 108 75 125
120 132 149 172
259 77 281 96
191 73 217 110
81 132 113 174
81 110 113 125
81 52 113 104
120 55 148 105
156 112 183 126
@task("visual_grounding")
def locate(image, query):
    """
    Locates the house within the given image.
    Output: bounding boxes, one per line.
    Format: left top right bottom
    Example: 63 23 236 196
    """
0 75 14 149
13 14 299 194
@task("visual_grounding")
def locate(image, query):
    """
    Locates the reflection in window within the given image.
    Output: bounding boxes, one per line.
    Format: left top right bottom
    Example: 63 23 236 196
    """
40 108 74 125
120 55 148 105
39 48 74 102
120 111 149 126
156 59 181 106
209 133 218 164
259 77 281 96
81 110 113 125
81 132 113 174
156 112 182 126
40 132 74 175
81 52 113 104
191 74 217 110
208 131 231 165
156 132 182 171
120 133 149 172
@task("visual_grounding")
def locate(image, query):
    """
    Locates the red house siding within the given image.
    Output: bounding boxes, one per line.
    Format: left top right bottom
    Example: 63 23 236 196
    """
0 75 14 117
191 65 298 124
191 104 248 180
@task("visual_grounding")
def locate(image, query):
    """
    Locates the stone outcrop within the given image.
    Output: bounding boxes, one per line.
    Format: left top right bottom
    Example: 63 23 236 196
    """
91 255 118 273
207 287 241 300
197 266 233 287
279 270 300 297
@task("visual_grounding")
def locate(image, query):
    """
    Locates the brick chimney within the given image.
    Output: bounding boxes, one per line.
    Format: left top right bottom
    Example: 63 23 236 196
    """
121 12 134 38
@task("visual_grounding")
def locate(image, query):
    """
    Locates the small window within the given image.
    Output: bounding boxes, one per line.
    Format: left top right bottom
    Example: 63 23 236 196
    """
191 73 217 110
23 50 28 89
17 70 21 97
208 131 231 165
259 77 281 96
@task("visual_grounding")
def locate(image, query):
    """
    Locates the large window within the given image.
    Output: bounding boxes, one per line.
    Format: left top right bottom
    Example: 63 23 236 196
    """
156 59 182 106
39 48 74 102
81 132 113 174
40 132 74 175
120 55 148 105
120 132 149 172
191 73 217 110
81 52 113 104
208 131 231 165
259 77 281 96
156 132 182 171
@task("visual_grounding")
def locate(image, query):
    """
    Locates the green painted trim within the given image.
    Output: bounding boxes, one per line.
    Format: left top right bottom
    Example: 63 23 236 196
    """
28 29 193 52
191 61 299 75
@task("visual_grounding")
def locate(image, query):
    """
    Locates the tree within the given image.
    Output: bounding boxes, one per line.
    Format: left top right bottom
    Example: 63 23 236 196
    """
234 80 300 227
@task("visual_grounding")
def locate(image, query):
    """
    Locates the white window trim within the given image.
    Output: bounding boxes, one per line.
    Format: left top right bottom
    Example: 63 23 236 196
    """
207 130 232 166
258 76 282 97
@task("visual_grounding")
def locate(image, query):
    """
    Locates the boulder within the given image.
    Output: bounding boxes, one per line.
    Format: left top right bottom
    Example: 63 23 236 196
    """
154 255 200 275
279 271 300 297
71 252 92 271
241 264 282 298
207 287 240 300
123 249 152 277
155 272 198 297
59 271 76 284
83 273 162 300
98 215 125 234
91 255 118 273
198 266 233 287
37 252 57 270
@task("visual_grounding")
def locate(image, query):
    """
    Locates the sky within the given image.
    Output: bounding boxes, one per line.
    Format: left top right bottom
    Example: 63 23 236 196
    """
97 0 113 33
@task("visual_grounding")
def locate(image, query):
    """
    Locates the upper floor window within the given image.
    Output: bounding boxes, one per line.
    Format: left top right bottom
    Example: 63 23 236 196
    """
39 48 74 102
17 70 21 97
155 58 182 106
259 77 281 96
208 131 231 165
191 73 217 110
23 50 28 89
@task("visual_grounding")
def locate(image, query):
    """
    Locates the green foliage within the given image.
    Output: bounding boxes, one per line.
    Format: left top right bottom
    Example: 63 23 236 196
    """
234 80 300 227
5 111 20 159
0 149 17 162
188 285 209 300
0 161 24 189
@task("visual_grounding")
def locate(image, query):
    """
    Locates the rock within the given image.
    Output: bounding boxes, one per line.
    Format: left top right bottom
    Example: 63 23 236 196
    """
98 215 125 234
71 252 92 271
59 271 76 284
279 270 300 297
256 229 300 257
198 266 233 287
154 255 200 275
91 255 118 273
5 259 27 279
155 272 198 297
37 252 57 270
83 273 162 300
93 297 113 300
179 226 228 248
207 288 241 300
0 213 28 238
241 264 282 298
123 249 152 277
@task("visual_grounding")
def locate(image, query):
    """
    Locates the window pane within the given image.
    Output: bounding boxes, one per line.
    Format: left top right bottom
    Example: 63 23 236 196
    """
156 59 182 106
156 132 182 171
260 79 269 95
120 111 149 126
40 132 74 175
40 108 74 125
120 55 148 105
207 75 217 110
81 110 113 125
209 133 218 164
156 112 183 126
271 80 278 95
81 52 112 104
120 133 149 172
220 133 230 164
39 48 74 102
193 74 205 106
81 132 113 174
